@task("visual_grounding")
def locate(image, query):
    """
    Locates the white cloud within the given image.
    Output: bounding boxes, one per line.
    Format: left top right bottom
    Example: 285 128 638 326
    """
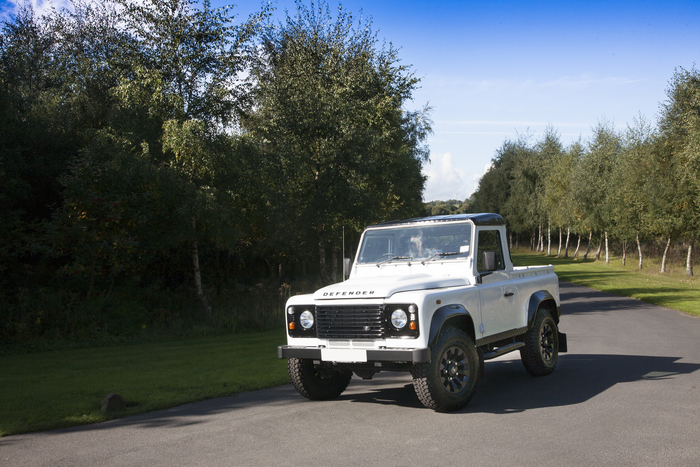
422 152 471 202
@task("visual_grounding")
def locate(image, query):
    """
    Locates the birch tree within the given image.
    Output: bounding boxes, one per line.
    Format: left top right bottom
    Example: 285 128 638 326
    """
247 0 430 285
657 67 700 276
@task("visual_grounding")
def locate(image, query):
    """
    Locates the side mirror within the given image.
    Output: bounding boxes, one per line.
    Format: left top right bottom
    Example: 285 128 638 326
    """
483 250 497 272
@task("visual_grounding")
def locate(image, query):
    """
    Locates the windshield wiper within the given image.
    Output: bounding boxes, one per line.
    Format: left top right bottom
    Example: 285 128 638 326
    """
422 251 461 264
377 255 413 267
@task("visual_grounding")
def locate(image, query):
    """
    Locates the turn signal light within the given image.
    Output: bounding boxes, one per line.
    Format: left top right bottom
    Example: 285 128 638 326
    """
289 322 296 330
409 322 417 330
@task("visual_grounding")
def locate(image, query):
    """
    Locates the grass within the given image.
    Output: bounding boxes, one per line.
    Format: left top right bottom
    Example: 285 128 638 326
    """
512 249 700 317
0 329 289 437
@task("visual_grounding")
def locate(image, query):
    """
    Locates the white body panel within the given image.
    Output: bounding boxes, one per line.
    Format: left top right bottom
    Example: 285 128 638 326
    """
283 216 560 360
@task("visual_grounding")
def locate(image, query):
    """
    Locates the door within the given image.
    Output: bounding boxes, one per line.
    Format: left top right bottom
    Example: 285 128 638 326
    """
475 229 519 338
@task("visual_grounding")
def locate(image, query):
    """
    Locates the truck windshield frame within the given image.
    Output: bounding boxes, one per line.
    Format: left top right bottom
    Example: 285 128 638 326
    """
357 222 473 264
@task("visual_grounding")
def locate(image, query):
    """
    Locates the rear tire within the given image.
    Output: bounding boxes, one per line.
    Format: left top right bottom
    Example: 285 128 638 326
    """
288 358 352 400
520 308 559 376
412 327 479 412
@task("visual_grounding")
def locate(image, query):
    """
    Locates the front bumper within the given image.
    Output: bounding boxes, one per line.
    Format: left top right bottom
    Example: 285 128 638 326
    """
278 345 431 363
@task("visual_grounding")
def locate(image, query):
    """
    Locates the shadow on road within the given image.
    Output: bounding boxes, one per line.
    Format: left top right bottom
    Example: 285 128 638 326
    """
338 353 700 414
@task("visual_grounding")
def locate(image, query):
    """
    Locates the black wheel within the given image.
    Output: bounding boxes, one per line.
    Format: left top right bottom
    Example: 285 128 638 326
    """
520 308 559 376
411 327 479 412
288 358 352 400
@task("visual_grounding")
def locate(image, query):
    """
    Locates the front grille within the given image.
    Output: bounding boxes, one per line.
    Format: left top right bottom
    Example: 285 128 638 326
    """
315 305 385 339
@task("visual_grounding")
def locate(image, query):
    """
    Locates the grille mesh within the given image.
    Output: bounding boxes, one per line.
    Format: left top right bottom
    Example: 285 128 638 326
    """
315 305 385 339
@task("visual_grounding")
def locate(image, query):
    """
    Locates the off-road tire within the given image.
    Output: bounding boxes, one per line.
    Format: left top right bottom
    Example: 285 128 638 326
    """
411 326 479 412
520 308 559 376
288 358 352 400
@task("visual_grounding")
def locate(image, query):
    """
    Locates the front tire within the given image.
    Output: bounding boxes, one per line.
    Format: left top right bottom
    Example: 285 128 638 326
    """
412 327 479 412
288 358 352 400
520 308 559 376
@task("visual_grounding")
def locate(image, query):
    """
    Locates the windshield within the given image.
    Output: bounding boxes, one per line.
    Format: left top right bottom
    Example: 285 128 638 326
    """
357 222 472 264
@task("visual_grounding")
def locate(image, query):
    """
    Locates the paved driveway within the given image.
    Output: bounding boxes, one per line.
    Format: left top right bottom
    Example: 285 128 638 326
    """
2 282 700 466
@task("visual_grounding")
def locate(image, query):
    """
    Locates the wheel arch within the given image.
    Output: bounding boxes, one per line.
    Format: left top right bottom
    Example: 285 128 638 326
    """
527 290 561 327
428 305 477 347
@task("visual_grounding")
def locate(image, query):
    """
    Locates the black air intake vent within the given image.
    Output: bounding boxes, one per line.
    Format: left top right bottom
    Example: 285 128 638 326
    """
315 305 385 339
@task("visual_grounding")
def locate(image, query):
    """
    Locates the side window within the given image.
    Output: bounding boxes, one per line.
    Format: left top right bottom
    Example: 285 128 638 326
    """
476 229 505 271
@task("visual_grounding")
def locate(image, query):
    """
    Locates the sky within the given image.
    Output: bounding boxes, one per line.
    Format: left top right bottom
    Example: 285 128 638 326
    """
3 0 700 201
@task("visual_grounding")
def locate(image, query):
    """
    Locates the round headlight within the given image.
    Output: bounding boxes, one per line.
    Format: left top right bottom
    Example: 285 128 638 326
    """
391 309 408 329
299 310 314 329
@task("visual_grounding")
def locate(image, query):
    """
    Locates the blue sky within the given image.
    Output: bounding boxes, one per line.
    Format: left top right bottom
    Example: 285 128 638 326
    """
4 0 699 201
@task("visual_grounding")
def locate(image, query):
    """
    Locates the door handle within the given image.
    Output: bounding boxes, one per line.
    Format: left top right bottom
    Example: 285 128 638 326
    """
504 292 514 297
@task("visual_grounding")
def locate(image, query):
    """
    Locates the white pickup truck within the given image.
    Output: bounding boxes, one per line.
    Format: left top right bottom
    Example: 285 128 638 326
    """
278 213 567 412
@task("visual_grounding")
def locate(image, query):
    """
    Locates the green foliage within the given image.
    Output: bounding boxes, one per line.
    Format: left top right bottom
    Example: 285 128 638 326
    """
0 0 429 344
423 199 470 216
246 0 430 283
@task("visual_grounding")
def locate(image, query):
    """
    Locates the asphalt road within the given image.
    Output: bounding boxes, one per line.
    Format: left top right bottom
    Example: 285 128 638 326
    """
2 282 700 467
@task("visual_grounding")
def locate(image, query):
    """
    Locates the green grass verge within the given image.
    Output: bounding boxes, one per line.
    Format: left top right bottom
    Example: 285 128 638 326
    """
0 329 289 437
512 249 700 317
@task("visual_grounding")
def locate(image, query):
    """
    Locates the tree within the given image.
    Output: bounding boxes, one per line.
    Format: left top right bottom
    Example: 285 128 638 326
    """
611 116 656 268
544 136 576 257
571 120 621 262
247 0 430 284
470 139 519 215
110 0 269 312
501 134 542 250
657 67 700 276
536 126 564 255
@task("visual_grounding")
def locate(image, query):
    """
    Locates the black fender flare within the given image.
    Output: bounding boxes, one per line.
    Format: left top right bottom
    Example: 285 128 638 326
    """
527 290 561 327
428 305 477 347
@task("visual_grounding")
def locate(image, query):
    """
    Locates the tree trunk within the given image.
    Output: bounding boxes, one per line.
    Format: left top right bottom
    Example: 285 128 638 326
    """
660 234 672 274
191 217 211 317
636 231 643 270
547 219 551 256
686 242 694 277
557 227 562 257
595 233 603 260
584 231 592 259
605 231 609 263
319 236 329 285
564 226 571 258
509 231 513 251
621 239 627 266
331 243 338 283
573 233 581 258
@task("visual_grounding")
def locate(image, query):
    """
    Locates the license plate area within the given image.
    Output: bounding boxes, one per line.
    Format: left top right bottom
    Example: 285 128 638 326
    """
321 348 368 362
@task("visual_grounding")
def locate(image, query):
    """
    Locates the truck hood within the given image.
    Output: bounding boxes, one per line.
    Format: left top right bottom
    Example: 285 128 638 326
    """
314 274 469 300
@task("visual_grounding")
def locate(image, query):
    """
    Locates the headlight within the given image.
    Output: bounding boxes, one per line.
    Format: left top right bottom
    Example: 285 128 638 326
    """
391 309 408 329
299 310 315 329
